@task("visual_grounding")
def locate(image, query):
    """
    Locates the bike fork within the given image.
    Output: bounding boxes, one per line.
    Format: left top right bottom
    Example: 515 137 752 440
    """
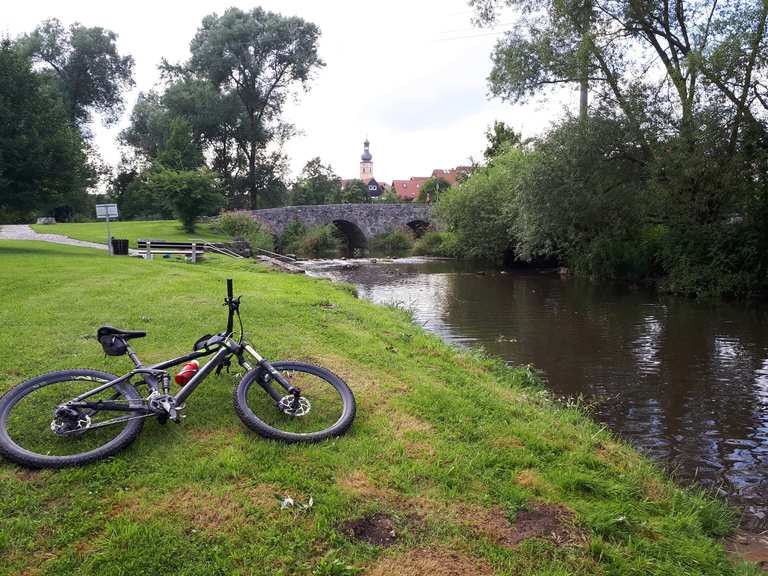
242 345 301 402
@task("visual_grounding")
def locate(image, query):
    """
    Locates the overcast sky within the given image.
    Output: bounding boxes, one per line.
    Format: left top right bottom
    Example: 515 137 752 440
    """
6 0 575 183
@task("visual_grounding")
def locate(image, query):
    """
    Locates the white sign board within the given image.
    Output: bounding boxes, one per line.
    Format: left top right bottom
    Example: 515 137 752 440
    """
95 204 119 219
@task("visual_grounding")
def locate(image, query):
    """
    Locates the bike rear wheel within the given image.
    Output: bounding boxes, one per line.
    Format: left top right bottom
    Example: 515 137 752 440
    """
0 369 145 469
234 361 356 443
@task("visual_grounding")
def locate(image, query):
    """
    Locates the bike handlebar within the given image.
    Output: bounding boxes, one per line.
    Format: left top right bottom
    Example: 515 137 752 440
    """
227 278 233 301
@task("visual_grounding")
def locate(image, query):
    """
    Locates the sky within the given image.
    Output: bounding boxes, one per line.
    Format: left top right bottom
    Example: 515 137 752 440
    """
5 0 576 184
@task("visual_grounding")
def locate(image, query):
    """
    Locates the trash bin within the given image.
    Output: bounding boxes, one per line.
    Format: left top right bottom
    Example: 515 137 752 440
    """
111 238 129 255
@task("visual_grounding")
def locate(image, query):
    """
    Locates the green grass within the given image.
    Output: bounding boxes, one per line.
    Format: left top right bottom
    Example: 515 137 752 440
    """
0 241 760 576
30 219 228 248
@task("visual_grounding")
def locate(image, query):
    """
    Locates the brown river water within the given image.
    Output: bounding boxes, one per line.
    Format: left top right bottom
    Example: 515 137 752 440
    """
308 257 768 530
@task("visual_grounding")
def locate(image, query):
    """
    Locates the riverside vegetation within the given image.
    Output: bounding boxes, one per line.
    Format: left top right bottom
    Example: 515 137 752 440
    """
431 1 768 300
0 240 761 575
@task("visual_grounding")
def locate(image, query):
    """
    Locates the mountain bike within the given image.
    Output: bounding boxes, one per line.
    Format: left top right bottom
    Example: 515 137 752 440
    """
0 279 356 469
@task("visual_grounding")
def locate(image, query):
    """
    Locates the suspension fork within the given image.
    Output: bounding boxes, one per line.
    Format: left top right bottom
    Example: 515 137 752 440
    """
242 344 301 402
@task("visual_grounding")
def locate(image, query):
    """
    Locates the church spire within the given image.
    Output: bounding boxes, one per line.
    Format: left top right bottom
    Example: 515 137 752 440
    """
360 137 373 181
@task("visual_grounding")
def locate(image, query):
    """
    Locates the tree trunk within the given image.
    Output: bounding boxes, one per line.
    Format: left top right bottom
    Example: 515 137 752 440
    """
578 0 592 124
248 143 257 210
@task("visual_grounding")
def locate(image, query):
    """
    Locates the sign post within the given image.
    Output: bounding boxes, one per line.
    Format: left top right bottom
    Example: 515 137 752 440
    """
95 204 119 255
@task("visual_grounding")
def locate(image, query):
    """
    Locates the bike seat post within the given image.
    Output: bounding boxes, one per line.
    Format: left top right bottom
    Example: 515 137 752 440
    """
126 345 142 368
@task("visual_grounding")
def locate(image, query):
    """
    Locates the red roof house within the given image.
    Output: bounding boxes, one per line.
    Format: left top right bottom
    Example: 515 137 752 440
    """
392 177 429 201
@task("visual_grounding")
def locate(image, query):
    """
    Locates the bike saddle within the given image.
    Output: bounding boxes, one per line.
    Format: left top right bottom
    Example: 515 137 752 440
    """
97 326 147 340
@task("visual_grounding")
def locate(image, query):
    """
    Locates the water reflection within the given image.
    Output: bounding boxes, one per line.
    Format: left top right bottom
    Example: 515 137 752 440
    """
313 258 768 528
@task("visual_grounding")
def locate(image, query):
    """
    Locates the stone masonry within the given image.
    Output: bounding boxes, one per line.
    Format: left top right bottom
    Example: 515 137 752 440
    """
249 204 433 246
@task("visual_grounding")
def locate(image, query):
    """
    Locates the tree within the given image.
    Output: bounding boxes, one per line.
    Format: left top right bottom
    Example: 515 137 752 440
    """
147 167 222 232
436 149 528 262
449 1 768 296
183 7 324 208
22 19 134 128
417 177 451 203
0 40 92 222
156 118 203 171
378 187 400 204
290 158 341 205
337 180 370 204
484 120 522 160
472 0 595 122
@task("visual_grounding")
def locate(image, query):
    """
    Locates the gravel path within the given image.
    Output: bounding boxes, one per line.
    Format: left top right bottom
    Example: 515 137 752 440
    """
0 224 138 254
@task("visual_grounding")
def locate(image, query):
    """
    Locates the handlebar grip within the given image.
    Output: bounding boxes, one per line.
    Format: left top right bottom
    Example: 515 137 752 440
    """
226 278 233 300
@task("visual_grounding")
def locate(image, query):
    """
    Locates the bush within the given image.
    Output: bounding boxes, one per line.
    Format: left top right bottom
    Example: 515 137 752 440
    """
245 226 274 254
216 211 257 238
278 220 307 255
435 147 528 262
278 220 339 258
216 211 274 254
147 167 223 232
369 230 412 256
412 231 460 257
298 225 340 258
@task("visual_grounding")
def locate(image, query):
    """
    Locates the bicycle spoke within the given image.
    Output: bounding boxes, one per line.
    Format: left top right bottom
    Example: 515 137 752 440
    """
3 377 140 457
246 367 345 434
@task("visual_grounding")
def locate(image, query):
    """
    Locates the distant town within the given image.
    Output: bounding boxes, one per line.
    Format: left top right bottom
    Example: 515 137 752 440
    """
341 139 470 202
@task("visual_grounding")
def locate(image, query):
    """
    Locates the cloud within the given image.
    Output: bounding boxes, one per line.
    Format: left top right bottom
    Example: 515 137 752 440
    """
5 0 577 186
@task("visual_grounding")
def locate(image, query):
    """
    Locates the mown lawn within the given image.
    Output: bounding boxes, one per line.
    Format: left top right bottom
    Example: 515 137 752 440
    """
0 241 759 576
30 219 228 248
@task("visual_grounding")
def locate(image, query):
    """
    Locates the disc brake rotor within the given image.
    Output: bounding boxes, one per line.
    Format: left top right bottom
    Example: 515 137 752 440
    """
50 413 91 436
278 395 311 417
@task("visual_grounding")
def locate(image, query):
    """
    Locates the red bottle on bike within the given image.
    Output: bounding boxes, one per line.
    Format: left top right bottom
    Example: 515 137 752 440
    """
175 360 199 385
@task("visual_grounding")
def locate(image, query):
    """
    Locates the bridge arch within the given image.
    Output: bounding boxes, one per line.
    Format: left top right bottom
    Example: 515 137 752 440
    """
405 219 431 238
333 219 367 257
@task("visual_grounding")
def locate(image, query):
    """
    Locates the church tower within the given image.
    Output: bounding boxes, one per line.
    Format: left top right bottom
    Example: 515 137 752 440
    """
360 138 373 182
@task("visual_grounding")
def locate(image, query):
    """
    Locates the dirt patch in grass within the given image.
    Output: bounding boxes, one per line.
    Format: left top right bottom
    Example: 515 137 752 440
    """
641 476 668 502
466 502 586 548
112 481 278 532
389 410 433 438
402 439 436 460
188 426 239 444
491 435 524 449
365 546 494 576
516 469 541 489
338 470 396 500
726 531 768 570
14 468 46 483
341 512 398 547
336 470 448 523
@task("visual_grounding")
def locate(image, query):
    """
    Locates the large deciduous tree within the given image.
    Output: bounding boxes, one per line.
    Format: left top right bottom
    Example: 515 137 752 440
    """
0 40 92 222
22 19 134 129
473 0 595 122
185 7 323 208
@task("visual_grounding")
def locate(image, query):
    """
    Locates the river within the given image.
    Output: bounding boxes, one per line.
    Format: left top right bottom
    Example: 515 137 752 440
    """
308 257 768 529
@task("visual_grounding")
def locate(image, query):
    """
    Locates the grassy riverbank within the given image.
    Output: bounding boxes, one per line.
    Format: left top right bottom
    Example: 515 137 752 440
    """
0 241 759 575
30 219 226 248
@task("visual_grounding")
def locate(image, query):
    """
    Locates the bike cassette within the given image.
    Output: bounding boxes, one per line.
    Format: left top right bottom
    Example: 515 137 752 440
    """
50 412 91 436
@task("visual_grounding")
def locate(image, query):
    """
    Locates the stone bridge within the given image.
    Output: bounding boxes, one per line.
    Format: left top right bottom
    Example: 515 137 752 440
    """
250 204 433 252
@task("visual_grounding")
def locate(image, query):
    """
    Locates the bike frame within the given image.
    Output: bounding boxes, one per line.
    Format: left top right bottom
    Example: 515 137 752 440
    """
65 338 295 416
64 279 298 417
62 279 301 424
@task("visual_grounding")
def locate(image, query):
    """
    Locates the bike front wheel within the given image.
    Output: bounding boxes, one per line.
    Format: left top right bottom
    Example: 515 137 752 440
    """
0 370 145 469
234 361 356 443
